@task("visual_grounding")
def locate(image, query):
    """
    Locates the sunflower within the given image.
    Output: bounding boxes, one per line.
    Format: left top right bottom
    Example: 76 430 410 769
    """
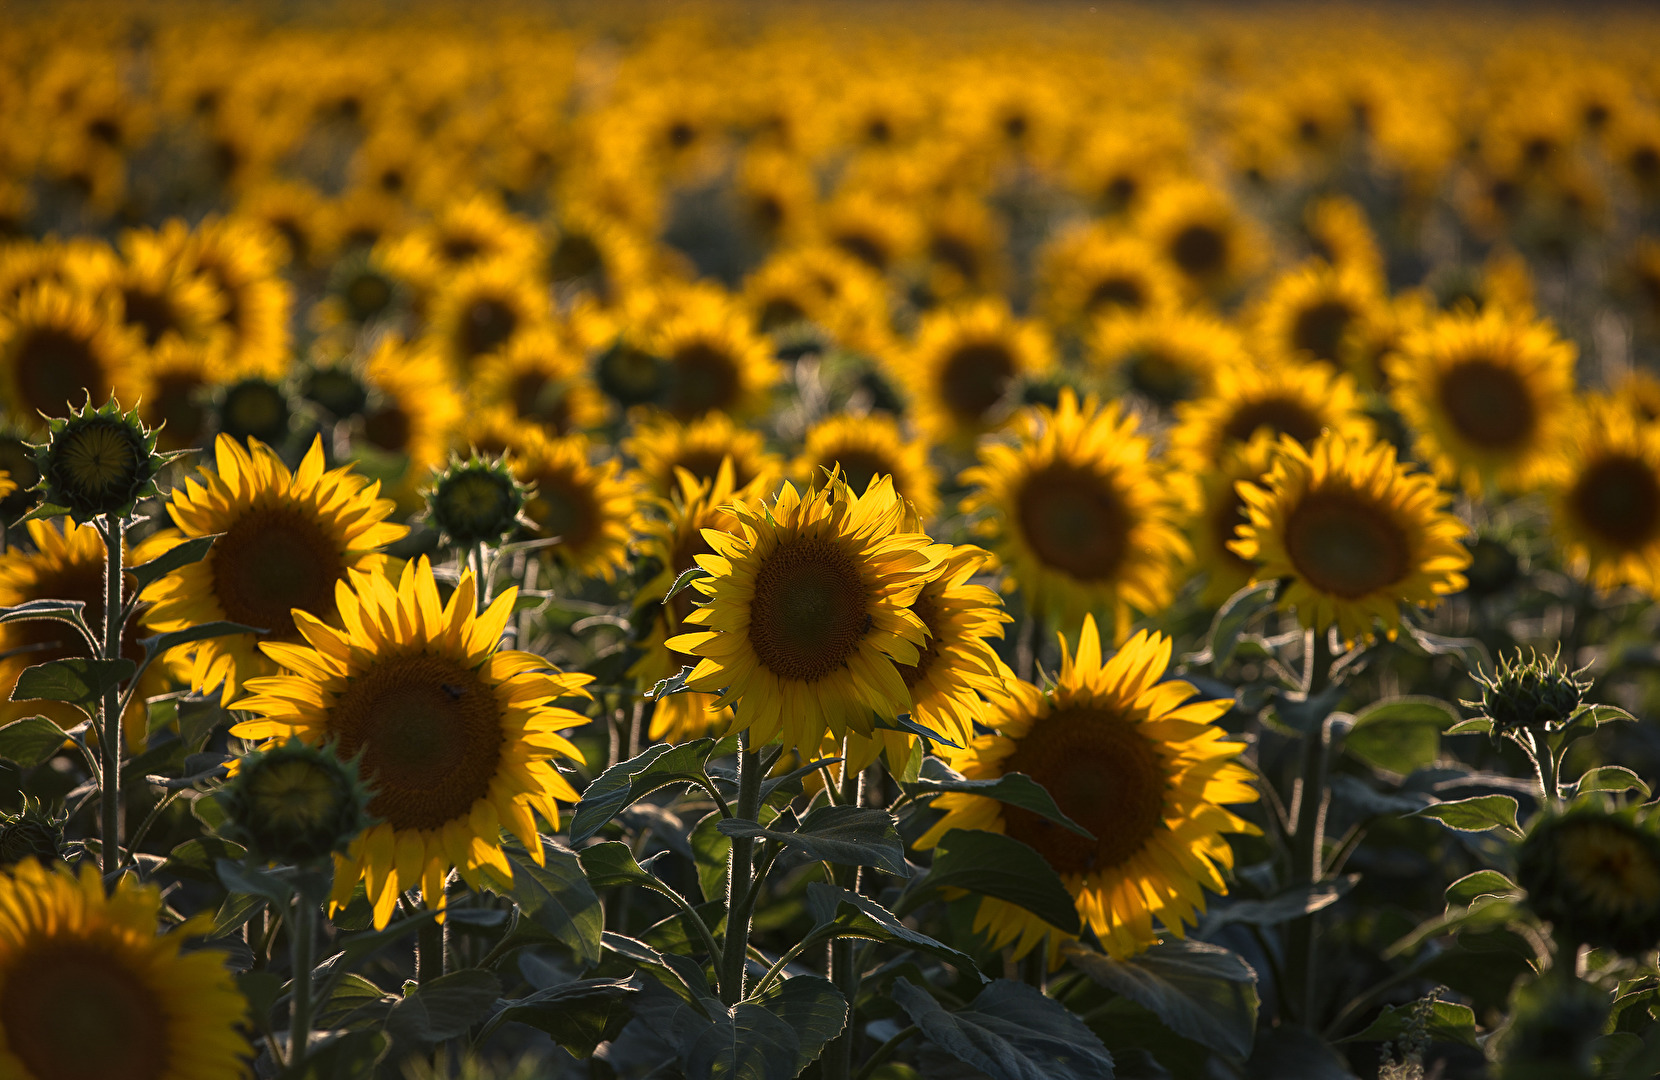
629 460 755 743
1250 262 1384 374
355 336 464 505
134 336 229 454
508 429 640 583
1088 307 1248 410
232 558 592 928
1386 308 1577 495
623 411 785 499
1035 227 1180 332
138 434 408 704
918 618 1259 961
1169 359 1372 475
0 520 178 748
666 474 947 756
1304 196 1385 283
1547 399 1660 596
792 412 940 523
234 178 325 268
424 257 553 378
178 215 294 380
959 390 1188 628
1136 181 1263 298
1182 432 1281 608
739 245 891 351
383 193 543 276
88 228 227 351
0 282 143 422
921 193 1007 302
898 299 1054 447
0 859 247 1080
466 328 606 437
1231 432 1471 642
822 190 921 275
650 287 782 421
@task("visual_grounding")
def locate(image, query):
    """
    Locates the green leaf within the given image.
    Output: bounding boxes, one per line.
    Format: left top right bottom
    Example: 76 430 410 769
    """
498 845 604 967
719 805 910 877
648 665 700 701
385 969 502 1044
805 883 983 980
12 657 136 714
1445 869 1520 908
1385 894 1522 959
478 977 639 1056
1574 765 1652 799
17 502 71 525
238 970 284 1029
692 809 734 904
903 768 1094 839
1405 626 1490 673
570 738 719 843
663 566 712 603
597 932 714 1011
1445 718 1493 736
891 978 1116 1080
870 712 963 748
163 836 248 880
685 1002 802 1080
140 621 262 661
1066 938 1259 1060
1205 579 1278 670
0 715 70 767
1344 696 1459 775
1199 878 1354 933
1340 998 1479 1049
316 973 396 1032
1411 794 1522 836
579 841 670 890
905 829 1080 936
215 859 293 906
0 599 94 648
748 975 848 1076
128 534 220 594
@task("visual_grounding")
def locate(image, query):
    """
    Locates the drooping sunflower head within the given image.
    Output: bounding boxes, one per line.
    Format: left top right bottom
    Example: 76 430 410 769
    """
232 557 592 928
467 328 608 437
1169 359 1372 475
424 452 531 551
138 433 408 703
899 299 1055 447
33 395 168 524
1231 431 1472 642
1548 399 1660 595
623 411 785 499
920 618 1259 961
0 860 249 1080
959 389 1189 627
0 281 142 424
1387 307 1577 496
792 412 940 524
667 473 948 755
506 428 641 583
1517 802 1660 957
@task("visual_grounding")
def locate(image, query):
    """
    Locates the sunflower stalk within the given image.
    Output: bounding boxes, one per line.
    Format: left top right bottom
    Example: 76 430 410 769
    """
824 755 866 1080
719 731 764 1004
1287 627 1335 1028
288 894 317 1065
99 515 125 875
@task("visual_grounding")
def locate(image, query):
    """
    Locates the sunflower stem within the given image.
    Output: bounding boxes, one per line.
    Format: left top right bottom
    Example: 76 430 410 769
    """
417 918 444 984
289 895 317 1064
825 757 865 1080
719 732 764 1004
100 515 125 876
1286 628 1334 1028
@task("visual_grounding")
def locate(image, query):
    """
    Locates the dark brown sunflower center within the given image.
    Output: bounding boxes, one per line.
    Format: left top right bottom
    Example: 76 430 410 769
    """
120 286 182 347
666 343 741 420
526 469 600 549
930 235 981 283
211 508 345 640
343 273 392 323
1570 453 1660 550
1291 298 1357 365
1284 488 1411 599
0 939 170 1080
442 235 485 263
1437 357 1535 450
1126 349 1196 406
1001 706 1168 875
330 652 504 830
460 298 519 360
1087 276 1144 313
510 372 571 431
149 372 210 452
748 536 870 681
1170 223 1227 278
362 404 412 453
14 326 109 416
898 584 944 689
759 297 809 332
1221 396 1326 447
834 230 889 272
551 233 602 282
939 341 1015 423
1016 463 1129 582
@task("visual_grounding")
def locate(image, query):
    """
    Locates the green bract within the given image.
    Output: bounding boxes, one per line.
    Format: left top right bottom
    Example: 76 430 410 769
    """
423 452 529 549
217 737 376 866
0 799 64 868
28 396 168 525
1467 648 1591 736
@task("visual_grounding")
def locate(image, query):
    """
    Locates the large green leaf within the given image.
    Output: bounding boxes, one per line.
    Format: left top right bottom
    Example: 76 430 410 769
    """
1204 579 1278 671
684 1003 802 1080
1199 878 1353 933
1411 795 1521 837
0 715 71 767
570 739 720 843
1343 696 1459 775
1339 998 1478 1049
1573 765 1652 800
597 932 715 1011
748 975 848 1076
892 978 1116 1080
315 973 396 1032
497 844 604 966
719 805 910 877
903 765 1094 839
804 883 982 980
384 969 502 1044
1066 938 1259 1059
904 829 1080 936
478 977 639 1056
12 657 136 714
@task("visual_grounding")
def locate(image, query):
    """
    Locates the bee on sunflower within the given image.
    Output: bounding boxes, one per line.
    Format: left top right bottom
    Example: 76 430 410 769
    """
919 617 1259 962
1231 431 1472 643
1547 398 1660 596
232 558 592 928
960 389 1189 629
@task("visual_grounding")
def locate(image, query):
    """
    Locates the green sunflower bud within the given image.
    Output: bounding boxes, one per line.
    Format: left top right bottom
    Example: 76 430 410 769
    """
216 376 294 449
218 738 375 866
0 799 65 868
1465 647 1590 737
1516 802 1660 956
1495 972 1608 1080
28 395 169 525
424 452 530 550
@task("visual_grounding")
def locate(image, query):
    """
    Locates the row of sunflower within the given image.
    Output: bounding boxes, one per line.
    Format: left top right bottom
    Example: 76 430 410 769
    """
0 4 1658 1080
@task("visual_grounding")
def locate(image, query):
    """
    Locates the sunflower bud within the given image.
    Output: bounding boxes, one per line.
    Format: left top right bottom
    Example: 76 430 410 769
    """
216 376 294 448
1495 972 1608 1080
1469 648 1591 736
0 800 65 868
424 453 529 549
30 396 167 525
1516 804 1660 955
218 738 375 866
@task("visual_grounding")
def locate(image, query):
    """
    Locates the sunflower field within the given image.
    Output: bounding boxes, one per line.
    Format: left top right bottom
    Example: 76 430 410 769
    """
7 2 1660 1078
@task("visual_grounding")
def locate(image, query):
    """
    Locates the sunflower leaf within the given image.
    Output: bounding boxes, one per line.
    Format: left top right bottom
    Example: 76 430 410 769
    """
719 805 911 877
1339 998 1478 1048
570 738 722 843
15 502 72 526
746 974 849 1075
0 715 70 767
499 843 605 967
1202 579 1278 671
1410 794 1522 837
648 666 701 701
1444 869 1520 907
385 968 502 1045
140 620 263 661
804 883 984 981
596 931 716 1013
663 566 712 604
1572 765 1652 799
900 828 1081 936
871 711 963 748
1064 938 1259 1060
1343 696 1461 775
127 533 222 594
902 767 1094 839
476 976 640 1055
1405 626 1491 675
683 1001 803 1080
0 598 93 641
891 977 1117 1080
1197 876 1356 934
11 656 136 714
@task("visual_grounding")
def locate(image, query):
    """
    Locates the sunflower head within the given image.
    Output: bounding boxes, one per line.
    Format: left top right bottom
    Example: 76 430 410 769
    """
301 360 371 423
214 375 294 449
1468 648 1591 737
1495 971 1608 1080
219 736 376 866
30 395 167 525
1517 802 1660 956
0 799 64 869
425 453 531 550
